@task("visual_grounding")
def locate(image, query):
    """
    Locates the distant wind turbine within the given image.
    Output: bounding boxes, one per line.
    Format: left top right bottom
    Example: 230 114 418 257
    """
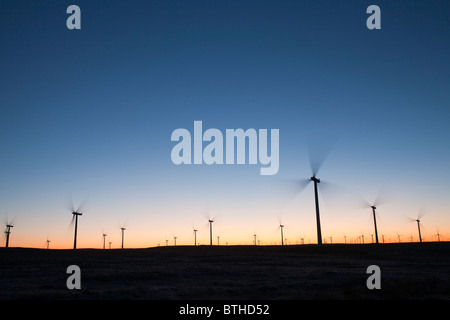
102 233 107 249
68 198 86 250
279 224 285 246
208 219 214 246
121 227 126 249
4 224 13 248
193 228 198 246
408 211 425 243
359 188 389 245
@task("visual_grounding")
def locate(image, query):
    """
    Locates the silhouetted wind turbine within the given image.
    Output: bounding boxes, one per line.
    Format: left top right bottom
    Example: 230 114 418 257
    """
359 189 388 245
416 219 422 242
310 175 322 245
279 224 285 246
69 199 85 250
415 218 423 243
102 233 107 249
193 228 198 246
46 238 50 249
5 224 13 248
370 206 379 244
408 211 425 243
121 227 126 249
280 142 336 245
208 219 214 246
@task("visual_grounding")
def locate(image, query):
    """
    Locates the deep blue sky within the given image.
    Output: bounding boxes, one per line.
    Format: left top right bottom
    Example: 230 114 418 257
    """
1 1 449 247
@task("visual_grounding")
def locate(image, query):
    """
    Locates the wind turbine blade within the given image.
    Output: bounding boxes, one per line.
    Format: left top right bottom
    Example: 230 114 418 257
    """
373 186 391 207
200 204 211 220
307 137 337 176
271 178 310 204
66 194 75 212
417 206 427 220
4 213 16 226
76 196 89 213
66 214 75 233
319 180 360 210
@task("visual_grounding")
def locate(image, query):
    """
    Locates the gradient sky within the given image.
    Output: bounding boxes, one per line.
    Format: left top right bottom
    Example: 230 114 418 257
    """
1 0 449 248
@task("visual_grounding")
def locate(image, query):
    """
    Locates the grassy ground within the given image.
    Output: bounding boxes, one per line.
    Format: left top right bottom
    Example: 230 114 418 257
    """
1 242 449 299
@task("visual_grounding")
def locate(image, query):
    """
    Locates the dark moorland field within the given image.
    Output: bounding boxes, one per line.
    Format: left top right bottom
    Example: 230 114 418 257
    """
1 243 449 300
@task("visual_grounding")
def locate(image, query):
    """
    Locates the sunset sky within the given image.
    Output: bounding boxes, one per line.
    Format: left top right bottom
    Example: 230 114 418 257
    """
1 0 449 248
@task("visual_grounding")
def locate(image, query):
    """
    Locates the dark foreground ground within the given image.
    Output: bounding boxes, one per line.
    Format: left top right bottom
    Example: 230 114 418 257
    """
1 243 449 299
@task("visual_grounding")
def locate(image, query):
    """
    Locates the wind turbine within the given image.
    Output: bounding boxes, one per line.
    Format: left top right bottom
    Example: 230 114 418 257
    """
121 227 126 249
69 199 85 250
102 233 107 249
279 224 285 246
360 189 388 244
310 175 323 245
5 224 14 248
415 218 423 243
193 228 198 246
408 211 425 243
280 142 336 245
370 206 379 244
208 219 214 246
46 237 51 249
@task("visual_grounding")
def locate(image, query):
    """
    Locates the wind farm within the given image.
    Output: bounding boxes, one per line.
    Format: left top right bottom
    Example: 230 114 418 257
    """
1 0 450 302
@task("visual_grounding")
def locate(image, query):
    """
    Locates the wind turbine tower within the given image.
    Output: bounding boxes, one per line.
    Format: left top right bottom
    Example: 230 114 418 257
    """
280 224 285 246
416 218 423 243
121 227 126 249
371 205 380 244
310 176 322 245
71 210 82 250
5 224 13 248
209 219 214 246
102 233 107 249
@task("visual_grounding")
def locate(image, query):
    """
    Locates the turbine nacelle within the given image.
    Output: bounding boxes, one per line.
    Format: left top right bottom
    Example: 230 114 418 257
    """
310 176 320 183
